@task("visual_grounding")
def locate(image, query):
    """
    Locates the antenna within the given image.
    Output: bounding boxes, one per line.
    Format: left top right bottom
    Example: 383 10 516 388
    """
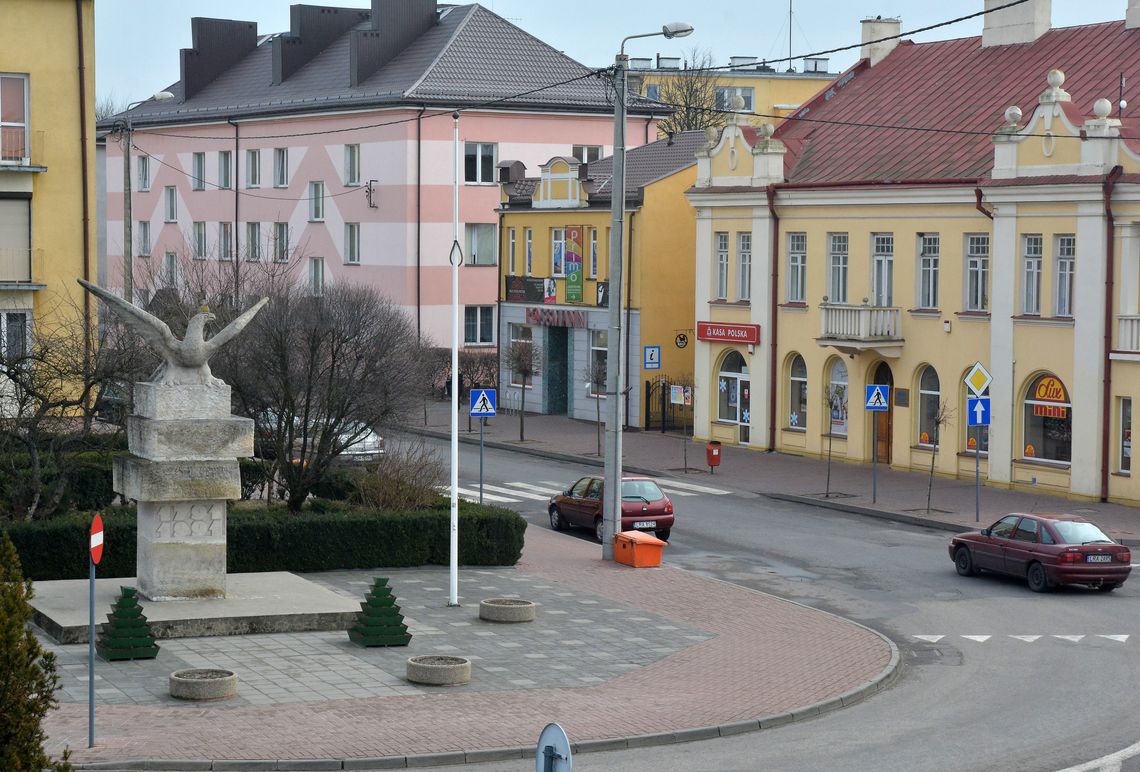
788 0 793 70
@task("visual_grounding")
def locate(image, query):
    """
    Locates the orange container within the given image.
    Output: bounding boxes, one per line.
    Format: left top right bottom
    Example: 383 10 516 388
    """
613 530 667 568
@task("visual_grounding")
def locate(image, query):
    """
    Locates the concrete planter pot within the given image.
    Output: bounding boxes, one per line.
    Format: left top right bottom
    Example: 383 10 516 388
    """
406 655 471 686
169 668 239 701
479 598 536 623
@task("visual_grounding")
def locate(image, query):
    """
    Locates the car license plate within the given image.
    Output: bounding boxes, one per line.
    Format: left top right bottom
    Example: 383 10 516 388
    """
633 521 656 529
1086 554 1113 563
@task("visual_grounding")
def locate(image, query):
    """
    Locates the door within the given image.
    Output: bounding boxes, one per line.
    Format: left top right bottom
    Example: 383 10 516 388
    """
740 379 751 444
974 515 1018 572
872 362 893 465
562 477 591 525
545 327 568 415
582 478 603 527
872 235 894 307
1004 517 1040 576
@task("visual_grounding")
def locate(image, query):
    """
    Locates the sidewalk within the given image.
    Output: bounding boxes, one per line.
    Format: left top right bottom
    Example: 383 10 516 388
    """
416 400 1140 545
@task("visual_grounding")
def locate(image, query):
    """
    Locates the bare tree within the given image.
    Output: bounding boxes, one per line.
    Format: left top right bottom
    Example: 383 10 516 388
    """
501 339 541 441
96 93 126 122
582 358 607 457
925 401 955 514
655 48 726 137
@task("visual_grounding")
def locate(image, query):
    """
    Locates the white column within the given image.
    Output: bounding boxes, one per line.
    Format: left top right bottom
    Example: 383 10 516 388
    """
1119 222 1139 316
693 207 713 438
988 204 1018 483
750 207 773 448
1070 203 1108 496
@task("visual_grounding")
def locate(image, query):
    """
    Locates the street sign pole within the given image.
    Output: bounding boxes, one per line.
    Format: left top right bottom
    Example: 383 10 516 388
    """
88 513 103 749
872 417 878 504
975 425 980 523
479 417 485 505
469 389 497 507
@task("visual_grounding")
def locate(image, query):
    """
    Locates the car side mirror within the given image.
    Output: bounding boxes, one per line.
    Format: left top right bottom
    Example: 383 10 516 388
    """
979 528 990 537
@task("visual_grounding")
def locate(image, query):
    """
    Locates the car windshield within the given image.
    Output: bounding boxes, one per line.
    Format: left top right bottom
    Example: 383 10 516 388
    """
621 480 664 501
1051 521 1114 545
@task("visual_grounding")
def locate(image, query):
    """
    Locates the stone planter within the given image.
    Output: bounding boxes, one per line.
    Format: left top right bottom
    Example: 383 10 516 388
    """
479 598 536 623
169 668 239 701
406 655 471 686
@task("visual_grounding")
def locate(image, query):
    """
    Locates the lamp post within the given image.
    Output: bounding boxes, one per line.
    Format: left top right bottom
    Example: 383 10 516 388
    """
603 22 693 560
119 91 173 305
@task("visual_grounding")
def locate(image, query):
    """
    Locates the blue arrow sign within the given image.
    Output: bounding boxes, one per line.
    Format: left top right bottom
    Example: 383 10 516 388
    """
865 384 890 411
470 388 497 417
967 397 990 427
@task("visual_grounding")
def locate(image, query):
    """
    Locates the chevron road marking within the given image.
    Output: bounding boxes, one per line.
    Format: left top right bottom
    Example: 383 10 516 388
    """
1053 635 1085 643
1010 635 1042 642
960 635 991 642
912 634 1129 644
912 635 944 643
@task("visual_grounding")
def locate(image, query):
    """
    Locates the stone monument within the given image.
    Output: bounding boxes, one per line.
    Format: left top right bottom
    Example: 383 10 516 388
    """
79 279 268 601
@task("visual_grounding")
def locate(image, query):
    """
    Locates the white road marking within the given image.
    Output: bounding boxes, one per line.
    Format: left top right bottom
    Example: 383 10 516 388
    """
651 479 731 495
1053 635 1085 643
478 483 550 501
506 482 564 495
960 635 991 642
455 486 517 504
656 486 698 497
1099 634 1129 642
1056 737 1140 771
912 635 944 643
1009 635 1042 642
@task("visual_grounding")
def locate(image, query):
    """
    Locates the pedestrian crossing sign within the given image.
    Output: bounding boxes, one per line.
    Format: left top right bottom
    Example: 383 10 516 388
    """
470 388 497 417
865 384 890 411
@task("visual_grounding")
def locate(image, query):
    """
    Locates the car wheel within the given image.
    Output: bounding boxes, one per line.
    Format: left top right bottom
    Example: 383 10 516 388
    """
594 518 605 544
954 546 977 577
655 528 671 542
549 506 566 531
1097 582 1120 593
1026 562 1050 593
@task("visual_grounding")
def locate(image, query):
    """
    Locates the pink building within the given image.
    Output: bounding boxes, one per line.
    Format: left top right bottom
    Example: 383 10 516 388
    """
101 0 661 348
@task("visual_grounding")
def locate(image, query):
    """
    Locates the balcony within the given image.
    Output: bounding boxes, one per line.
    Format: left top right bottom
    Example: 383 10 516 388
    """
1118 315 1140 353
817 303 903 358
0 248 44 287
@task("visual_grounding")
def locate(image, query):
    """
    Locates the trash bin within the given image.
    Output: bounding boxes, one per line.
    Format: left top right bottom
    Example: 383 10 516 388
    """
613 530 667 568
706 440 722 472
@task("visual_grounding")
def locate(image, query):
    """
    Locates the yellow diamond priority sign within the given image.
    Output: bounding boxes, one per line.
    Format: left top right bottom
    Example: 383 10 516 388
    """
964 361 992 398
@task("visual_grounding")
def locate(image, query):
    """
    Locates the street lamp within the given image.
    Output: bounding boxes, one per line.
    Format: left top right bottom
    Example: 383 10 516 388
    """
119 90 173 305
603 22 692 560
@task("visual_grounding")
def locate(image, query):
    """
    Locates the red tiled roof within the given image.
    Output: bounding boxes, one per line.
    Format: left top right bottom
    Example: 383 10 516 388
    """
774 21 1140 183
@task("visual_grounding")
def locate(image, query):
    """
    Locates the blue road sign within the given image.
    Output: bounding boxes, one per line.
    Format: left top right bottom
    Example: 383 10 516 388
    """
967 397 991 426
865 384 890 411
643 345 661 370
470 389 497 417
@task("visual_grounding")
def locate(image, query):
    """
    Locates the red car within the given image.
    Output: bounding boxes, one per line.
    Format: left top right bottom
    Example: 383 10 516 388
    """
548 475 674 543
949 513 1131 593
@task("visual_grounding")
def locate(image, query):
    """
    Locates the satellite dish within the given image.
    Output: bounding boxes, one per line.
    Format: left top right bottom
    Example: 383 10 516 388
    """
536 723 572 772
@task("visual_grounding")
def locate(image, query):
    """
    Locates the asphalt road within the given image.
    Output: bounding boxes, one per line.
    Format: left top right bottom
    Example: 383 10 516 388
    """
412 435 1140 772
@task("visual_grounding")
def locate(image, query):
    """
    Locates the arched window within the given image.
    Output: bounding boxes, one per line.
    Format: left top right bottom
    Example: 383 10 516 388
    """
827 359 848 436
718 351 749 425
1023 374 1071 463
788 355 807 429
918 366 941 446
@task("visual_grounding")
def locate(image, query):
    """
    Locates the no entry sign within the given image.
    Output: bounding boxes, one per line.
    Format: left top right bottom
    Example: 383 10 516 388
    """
90 514 104 565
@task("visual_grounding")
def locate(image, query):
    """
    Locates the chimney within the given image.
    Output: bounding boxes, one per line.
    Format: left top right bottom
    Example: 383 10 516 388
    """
1129 0 1140 29
349 0 437 86
860 16 901 66
982 0 1051 47
180 18 258 100
273 5 370 86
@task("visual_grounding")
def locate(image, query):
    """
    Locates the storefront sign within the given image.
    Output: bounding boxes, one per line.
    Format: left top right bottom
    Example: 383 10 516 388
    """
505 276 545 303
543 278 557 304
525 307 587 328
1031 375 1069 418
565 226 584 303
696 321 761 345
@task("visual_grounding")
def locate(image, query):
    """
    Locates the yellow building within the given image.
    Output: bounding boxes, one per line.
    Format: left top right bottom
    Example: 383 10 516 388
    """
0 0 96 353
497 132 703 428
687 2 1140 504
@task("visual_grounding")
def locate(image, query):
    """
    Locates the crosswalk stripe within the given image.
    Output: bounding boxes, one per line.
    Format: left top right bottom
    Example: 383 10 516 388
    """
656 486 697 497
455 486 517 503
505 482 563 495
479 483 550 501
651 479 730 495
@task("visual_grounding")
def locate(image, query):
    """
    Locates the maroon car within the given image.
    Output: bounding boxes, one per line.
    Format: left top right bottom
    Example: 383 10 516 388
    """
548 475 674 543
949 513 1131 592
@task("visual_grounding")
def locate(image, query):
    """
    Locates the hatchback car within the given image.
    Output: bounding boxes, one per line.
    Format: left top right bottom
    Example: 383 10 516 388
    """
548 475 674 542
949 513 1131 592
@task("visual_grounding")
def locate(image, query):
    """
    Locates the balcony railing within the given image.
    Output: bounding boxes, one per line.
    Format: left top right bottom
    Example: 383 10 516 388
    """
0 248 36 283
820 303 902 340
1119 315 1140 352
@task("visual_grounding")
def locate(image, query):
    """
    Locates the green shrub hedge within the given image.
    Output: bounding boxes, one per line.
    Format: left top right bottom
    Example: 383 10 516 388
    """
2 500 525 581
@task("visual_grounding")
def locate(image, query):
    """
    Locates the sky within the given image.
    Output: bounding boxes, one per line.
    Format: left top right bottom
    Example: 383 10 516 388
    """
95 0 1131 105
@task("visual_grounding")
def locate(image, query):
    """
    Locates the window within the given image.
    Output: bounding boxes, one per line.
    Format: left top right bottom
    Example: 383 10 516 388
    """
827 359 848 436
164 186 177 222
1023 373 1071 464
1122 398 1132 474
788 354 807 429
273 222 289 262
918 234 939 309
344 144 360 185
1 75 29 163
344 223 360 264
717 352 751 440
137 155 150 192
274 148 288 187
309 256 325 296
308 181 325 221
509 324 534 386
193 221 207 258
828 233 848 303
917 366 941 446
1055 235 1075 317
1014 518 1039 543
715 86 754 112
589 228 598 278
507 228 516 275
737 233 752 302
1 311 28 358
525 228 533 275
218 222 232 261
715 232 729 300
645 84 660 101
787 232 806 302
192 152 205 190
966 382 989 454
245 149 260 188
464 306 494 344
572 145 602 164
966 235 989 311
163 251 178 287
136 220 150 257
464 142 496 183
871 233 893 307
465 223 496 266
245 222 260 261
990 515 1018 539
588 329 608 396
1022 234 1043 314
551 228 566 276
218 151 232 189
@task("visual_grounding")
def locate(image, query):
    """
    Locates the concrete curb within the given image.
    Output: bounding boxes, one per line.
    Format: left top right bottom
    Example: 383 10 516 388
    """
765 492 970 535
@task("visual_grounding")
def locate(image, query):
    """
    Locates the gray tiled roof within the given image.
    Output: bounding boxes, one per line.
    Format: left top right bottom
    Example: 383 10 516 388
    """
112 4 664 128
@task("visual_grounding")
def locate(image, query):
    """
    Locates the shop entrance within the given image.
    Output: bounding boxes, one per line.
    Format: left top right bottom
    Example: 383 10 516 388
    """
545 327 568 415
872 362 894 464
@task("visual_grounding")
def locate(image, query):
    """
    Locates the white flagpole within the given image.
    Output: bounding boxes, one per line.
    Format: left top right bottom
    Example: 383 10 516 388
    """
449 111 461 607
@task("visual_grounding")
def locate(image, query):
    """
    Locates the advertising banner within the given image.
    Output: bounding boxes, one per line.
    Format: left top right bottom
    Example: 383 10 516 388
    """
505 276 545 303
565 225 584 303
